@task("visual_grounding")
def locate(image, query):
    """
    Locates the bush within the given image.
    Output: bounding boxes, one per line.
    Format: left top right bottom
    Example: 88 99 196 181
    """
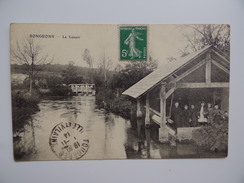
12 91 40 133
46 86 73 96
192 120 228 152
109 96 131 119
95 88 131 119
95 87 115 105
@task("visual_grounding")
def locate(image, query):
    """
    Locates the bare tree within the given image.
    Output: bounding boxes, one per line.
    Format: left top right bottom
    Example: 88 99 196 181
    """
181 24 230 56
11 37 53 94
98 53 113 87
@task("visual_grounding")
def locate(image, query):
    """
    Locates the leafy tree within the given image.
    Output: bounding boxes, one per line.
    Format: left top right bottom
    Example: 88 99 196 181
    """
46 75 63 88
62 61 84 84
111 57 158 90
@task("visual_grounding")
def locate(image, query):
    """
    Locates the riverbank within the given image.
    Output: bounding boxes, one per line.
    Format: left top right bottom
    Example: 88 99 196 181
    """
12 90 40 134
12 86 73 133
12 90 41 160
12 87 75 160
12 95 228 160
95 89 133 119
13 96 131 160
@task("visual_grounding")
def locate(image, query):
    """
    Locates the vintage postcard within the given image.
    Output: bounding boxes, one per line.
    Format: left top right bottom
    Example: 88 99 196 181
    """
11 23 230 161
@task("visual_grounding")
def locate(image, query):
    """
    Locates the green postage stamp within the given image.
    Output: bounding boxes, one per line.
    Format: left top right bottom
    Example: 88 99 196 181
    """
119 25 147 61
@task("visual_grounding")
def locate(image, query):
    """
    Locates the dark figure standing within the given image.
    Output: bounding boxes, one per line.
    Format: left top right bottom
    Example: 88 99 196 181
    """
171 102 182 131
213 104 222 124
207 103 214 125
223 111 229 123
189 104 198 127
182 105 191 127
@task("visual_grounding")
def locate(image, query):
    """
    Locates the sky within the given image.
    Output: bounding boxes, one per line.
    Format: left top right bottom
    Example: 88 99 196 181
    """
10 23 188 68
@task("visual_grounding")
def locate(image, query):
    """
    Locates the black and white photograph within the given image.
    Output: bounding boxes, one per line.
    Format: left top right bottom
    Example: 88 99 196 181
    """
11 23 230 161
2 1 244 183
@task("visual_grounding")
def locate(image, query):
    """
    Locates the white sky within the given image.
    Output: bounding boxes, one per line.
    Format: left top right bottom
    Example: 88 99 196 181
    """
10 24 188 68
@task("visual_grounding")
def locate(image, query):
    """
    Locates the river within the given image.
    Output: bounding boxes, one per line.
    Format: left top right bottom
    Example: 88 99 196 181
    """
14 96 226 160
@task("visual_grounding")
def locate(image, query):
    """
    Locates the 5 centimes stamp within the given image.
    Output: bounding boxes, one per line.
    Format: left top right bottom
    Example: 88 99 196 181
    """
49 122 89 160
119 25 147 61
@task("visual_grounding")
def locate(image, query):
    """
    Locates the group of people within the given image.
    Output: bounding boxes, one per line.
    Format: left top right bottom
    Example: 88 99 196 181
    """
169 101 228 129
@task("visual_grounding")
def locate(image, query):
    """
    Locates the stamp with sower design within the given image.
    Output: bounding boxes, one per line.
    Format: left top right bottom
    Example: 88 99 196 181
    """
49 122 89 160
119 25 147 61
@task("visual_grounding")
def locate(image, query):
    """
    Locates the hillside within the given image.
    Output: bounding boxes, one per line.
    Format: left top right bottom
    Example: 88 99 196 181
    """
11 64 99 84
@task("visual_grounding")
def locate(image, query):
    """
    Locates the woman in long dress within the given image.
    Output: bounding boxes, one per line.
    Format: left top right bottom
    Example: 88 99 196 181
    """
124 28 143 59
198 102 208 125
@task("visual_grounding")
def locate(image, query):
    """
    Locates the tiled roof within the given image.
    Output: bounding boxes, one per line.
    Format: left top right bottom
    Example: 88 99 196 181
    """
122 46 214 98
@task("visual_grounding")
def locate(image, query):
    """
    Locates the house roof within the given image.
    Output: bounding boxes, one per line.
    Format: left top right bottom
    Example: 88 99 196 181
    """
122 46 229 99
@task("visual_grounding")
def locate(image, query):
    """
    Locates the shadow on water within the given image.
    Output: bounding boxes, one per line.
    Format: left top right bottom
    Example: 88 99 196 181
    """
14 96 227 160
124 125 227 159
13 118 38 160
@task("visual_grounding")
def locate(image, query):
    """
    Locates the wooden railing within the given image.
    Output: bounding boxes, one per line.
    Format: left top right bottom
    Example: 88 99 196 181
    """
148 107 161 117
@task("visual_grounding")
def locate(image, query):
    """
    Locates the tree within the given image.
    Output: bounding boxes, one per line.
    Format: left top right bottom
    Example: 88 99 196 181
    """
181 24 230 56
62 61 84 84
82 49 93 68
111 57 158 90
98 54 113 87
45 75 63 88
11 37 53 94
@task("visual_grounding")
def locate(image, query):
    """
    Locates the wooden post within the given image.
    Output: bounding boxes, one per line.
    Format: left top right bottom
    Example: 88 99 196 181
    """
159 83 168 143
136 98 143 153
145 93 151 158
75 84 78 94
86 84 88 95
206 52 211 85
130 100 136 129
136 98 143 137
160 84 166 125
145 93 150 125
145 124 151 158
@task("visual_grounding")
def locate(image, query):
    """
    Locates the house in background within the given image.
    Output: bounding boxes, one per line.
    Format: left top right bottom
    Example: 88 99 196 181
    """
11 73 28 86
122 46 230 142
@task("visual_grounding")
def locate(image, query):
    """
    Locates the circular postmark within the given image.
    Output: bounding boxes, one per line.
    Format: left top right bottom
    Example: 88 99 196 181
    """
49 122 89 160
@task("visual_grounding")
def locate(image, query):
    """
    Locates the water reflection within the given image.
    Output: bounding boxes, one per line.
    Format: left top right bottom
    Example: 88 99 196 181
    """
16 96 131 160
15 96 226 160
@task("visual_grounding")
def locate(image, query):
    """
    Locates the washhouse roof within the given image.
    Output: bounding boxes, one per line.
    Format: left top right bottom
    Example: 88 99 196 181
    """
122 46 229 99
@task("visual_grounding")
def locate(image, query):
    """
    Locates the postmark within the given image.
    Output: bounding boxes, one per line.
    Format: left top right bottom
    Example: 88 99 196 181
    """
119 25 147 61
49 122 89 160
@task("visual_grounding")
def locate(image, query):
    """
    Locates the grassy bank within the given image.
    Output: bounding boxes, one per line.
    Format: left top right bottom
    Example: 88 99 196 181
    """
95 88 133 119
12 86 73 133
12 90 41 134
39 86 74 100
12 90 41 160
